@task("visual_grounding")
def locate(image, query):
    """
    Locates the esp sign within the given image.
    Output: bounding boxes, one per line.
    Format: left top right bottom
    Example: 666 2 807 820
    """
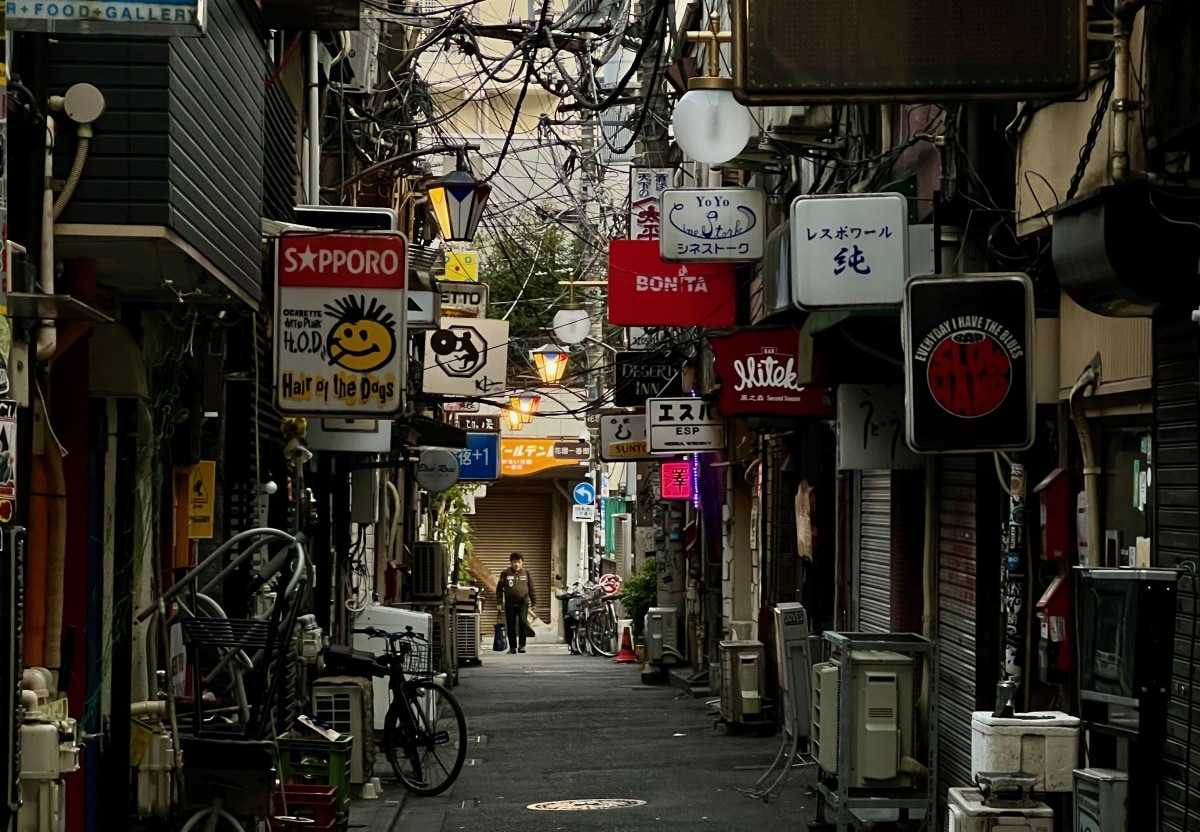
275 231 408 417
646 398 725 453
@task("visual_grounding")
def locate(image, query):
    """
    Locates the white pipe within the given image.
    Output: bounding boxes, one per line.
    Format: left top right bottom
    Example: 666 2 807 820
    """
52 125 91 221
1111 14 1131 183
306 33 321 205
38 117 57 362
129 700 168 718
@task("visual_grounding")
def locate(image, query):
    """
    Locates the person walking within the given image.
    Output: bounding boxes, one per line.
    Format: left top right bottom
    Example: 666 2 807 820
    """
498 552 536 654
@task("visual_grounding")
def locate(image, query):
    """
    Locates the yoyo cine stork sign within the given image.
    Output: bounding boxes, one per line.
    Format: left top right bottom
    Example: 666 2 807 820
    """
660 187 766 262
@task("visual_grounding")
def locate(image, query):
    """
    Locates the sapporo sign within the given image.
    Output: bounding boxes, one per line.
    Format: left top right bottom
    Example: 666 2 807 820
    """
903 273 1035 454
275 231 408 417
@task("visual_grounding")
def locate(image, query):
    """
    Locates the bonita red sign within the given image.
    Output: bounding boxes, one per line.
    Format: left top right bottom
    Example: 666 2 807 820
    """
607 239 737 327
710 328 834 417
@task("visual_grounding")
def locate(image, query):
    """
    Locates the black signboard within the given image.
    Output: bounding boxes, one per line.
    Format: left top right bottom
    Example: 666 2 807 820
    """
453 414 500 433
903 274 1034 453
614 351 682 408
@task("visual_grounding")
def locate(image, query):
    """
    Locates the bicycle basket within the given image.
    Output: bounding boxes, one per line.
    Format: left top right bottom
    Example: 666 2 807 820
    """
400 639 434 678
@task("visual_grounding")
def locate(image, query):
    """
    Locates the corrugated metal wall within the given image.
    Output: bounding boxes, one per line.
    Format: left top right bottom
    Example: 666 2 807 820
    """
1154 315 1200 832
936 456 979 807
47 0 269 300
857 471 892 633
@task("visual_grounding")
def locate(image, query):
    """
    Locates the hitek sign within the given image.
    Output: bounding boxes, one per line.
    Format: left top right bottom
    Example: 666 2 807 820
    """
275 231 408 417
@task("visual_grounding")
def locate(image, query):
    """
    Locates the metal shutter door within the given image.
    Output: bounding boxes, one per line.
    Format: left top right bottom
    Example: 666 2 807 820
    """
936 456 979 808
1154 316 1200 831
470 485 553 641
857 471 892 633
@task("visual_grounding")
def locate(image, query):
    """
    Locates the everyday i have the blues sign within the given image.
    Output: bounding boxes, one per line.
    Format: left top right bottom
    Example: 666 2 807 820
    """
6 0 205 36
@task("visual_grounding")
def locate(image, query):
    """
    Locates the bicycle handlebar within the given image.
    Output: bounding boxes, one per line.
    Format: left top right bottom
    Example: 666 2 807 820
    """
352 625 425 642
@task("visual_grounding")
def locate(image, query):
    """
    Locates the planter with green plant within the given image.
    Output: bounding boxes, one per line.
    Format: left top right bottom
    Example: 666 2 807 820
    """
433 484 476 584
616 557 659 643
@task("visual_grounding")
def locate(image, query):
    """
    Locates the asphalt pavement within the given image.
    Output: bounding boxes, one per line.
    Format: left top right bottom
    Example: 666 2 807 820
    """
353 643 816 832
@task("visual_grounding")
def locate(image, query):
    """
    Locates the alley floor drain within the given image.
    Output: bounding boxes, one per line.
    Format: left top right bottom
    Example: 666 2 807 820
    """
527 799 647 811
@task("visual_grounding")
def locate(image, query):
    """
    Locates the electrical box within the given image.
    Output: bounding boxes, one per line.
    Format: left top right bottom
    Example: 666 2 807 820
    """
1074 768 1128 832
947 787 1054 832
810 650 915 787
350 468 379 524
646 607 679 665
1035 468 1069 561
719 640 765 723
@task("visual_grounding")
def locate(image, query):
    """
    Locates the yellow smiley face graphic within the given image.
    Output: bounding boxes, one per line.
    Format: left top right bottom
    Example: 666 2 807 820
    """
324 295 397 373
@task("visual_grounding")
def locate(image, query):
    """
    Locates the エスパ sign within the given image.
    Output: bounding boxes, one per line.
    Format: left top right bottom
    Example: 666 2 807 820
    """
274 231 408 417
646 398 725 453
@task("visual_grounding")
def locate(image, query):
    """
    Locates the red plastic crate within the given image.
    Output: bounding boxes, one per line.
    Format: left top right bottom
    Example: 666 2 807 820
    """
272 783 339 828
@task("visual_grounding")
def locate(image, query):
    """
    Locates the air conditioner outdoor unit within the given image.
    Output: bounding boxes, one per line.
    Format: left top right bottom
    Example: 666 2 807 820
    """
810 650 915 788
456 613 481 666
313 682 369 784
719 640 766 723
645 607 678 665
411 542 448 600
337 11 381 94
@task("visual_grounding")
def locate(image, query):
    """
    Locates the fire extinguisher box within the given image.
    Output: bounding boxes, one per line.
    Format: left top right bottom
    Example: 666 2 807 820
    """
1034 468 1069 561
1037 574 1071 680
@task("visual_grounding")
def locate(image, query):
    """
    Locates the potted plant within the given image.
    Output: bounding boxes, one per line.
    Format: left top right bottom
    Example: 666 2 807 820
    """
617 558 659 653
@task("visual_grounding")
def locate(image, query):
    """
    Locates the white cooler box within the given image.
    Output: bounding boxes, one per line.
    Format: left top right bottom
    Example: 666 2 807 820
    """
971 711 1080 793
948 787 1053 832
353 605 432 730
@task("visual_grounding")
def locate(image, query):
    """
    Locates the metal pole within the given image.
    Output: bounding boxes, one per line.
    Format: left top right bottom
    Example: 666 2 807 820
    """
306 32 320 205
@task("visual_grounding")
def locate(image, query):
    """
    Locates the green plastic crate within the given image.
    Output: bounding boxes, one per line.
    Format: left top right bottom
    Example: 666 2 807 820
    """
276 732 353 819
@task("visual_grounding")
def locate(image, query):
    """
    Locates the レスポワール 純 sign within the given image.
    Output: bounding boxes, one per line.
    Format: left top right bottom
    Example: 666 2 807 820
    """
274 231 408 417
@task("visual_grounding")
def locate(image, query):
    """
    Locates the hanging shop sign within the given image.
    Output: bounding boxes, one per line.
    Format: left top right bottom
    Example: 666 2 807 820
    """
647 398 725 453
599 412 655 462
903 273 1035 453
6 0 207 36
187 460 216 539
501 438 590 477
437 280 489 319
629 167 672 240
709 328 833 417
306 418 393 453
660 461 693 501
444 250 478 282
613 351 682 407
0 401 18 523
608 240 737 327
789 193 909 309
405 291 439 328
420 318 509 397
836 385 923 470
415 448 461 492
455 432 501 481
660 188 766 262
275 231 408 417
453 414 499 432
626 327 669 351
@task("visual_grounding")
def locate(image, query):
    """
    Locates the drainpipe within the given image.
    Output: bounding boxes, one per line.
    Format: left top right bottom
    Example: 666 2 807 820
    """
1069 355 1102 565
38 117 56 362
306 32 321 204
1110 1 1146 183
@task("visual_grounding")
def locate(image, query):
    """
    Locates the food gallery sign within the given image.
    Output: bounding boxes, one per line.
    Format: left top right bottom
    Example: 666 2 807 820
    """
6 0 206 36
903 273 1035 453
275 231 408 417
709 328 834 417
607 239 736 327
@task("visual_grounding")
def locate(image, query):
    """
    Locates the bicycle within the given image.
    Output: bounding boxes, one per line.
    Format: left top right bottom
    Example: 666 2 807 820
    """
329 626 467 796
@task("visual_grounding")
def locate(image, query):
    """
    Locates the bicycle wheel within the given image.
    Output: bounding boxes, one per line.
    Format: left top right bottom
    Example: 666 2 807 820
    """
587 606 617 657
385 680 467 796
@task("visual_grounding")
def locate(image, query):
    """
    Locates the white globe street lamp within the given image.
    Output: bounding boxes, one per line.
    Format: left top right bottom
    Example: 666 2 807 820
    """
672 12 752 166
551 304 591 346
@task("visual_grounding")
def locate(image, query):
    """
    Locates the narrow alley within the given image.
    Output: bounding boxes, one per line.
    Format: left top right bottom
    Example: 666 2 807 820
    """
375 647 814 832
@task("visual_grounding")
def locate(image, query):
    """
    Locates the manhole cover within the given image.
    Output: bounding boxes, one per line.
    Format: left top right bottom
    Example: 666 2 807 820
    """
527 799 647 811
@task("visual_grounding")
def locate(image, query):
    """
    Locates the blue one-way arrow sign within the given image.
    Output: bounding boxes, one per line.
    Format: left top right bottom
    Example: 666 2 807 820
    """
573 482 595 505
